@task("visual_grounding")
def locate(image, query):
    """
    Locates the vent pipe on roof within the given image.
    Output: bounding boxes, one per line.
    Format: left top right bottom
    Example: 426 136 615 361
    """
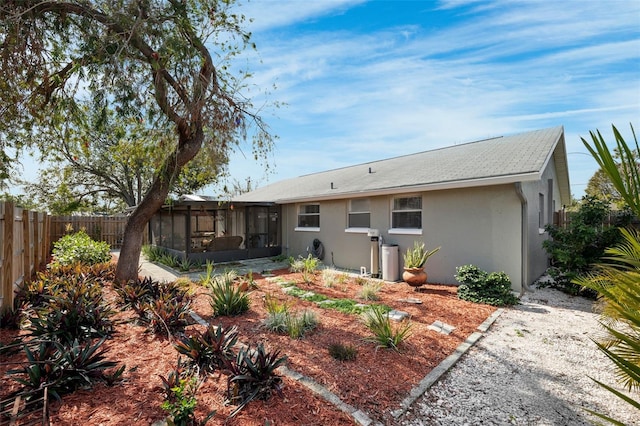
331 182 334 189
369 167 374 173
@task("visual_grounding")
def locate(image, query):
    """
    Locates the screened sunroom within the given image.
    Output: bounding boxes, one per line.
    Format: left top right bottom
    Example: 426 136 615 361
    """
149 195 281 263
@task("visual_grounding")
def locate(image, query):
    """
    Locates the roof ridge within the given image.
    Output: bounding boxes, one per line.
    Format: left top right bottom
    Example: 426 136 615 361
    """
297 126 561 178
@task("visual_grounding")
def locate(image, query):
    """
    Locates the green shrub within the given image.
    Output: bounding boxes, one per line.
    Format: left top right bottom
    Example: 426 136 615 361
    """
455 265 518 306
361 305 412 351
328 342 357 361
51 230 111 266
543 196 629 297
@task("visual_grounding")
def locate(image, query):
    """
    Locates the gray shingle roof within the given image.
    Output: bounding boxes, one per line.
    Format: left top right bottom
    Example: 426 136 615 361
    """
235 126 569 204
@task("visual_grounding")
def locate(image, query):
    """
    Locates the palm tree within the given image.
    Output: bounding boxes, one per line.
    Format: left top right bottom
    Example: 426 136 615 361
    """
578 123 640 424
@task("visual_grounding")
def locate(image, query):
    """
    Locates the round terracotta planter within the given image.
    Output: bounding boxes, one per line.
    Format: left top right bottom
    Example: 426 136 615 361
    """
402 267 427 287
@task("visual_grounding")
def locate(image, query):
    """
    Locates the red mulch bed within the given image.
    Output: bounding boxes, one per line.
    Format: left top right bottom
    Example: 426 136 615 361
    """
1 268 496 425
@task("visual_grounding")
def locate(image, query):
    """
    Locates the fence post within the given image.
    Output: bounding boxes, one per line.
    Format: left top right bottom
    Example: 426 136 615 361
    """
44 214 51 264
23 209 32 283
2 202 14 311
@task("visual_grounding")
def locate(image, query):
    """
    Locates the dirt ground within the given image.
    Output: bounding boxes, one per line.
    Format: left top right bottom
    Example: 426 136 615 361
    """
1 269 496 425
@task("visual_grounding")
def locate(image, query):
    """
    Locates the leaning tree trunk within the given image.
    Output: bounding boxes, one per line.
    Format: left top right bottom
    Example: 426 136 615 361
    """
115 131 203 283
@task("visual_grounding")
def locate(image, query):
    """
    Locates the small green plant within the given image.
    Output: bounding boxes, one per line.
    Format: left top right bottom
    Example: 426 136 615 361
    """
328 342 358 361
159 360 215 426
271 254 288 262
199 260 216 286
361 305 412 351
174 324 239 374
51 230 111 267
142 244 166 262
263 294 318 339
455 265 519 306
208 272 250 316
403 242 440 269
178 257 194 272
263 293 291 314
159 252 180 269
354 276 369 286
225 343 287 417
286 310 318 339
289 254 319 283
161 375 198 426
263 311 289 334
321 268 338 287
358 280 383 301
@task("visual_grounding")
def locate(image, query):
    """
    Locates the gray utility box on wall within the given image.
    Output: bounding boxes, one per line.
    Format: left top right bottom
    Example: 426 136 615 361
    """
381 244 399 282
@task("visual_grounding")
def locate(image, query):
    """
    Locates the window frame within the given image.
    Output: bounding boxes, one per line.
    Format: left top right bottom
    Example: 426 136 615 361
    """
295 203 320 232
346 198 371 232
389 194 423 235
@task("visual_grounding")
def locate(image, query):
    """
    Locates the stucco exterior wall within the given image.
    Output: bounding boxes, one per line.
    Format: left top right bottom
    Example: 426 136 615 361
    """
521 155 562 285
280 184 525 292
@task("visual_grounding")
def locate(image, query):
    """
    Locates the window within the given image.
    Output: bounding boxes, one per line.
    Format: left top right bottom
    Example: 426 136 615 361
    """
348 198 370 229
539 193 545 228
391 196 422 229
297 204 320 229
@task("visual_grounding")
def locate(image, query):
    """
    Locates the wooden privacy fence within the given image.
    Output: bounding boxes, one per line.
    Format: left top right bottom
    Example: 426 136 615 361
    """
0 201 50 312
49 215 132 249
554 209 640 229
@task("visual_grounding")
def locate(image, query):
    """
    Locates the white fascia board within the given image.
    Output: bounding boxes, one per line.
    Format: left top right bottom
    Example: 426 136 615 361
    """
272 172 541 204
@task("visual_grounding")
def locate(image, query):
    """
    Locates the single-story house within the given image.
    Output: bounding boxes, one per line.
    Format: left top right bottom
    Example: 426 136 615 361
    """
232 126 571 293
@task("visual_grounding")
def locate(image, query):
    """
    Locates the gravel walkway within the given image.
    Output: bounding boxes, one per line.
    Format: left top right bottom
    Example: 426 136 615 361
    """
400 285 639 426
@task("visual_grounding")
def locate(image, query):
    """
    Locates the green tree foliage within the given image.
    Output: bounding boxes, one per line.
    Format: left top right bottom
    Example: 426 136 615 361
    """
0 1 274 282
543 195 629 297
586 167 623 208
578 123 640 423
19 105 226 214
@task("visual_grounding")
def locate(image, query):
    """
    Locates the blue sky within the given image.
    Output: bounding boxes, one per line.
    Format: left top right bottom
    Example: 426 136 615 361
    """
223 0 640 199
9 0 640 201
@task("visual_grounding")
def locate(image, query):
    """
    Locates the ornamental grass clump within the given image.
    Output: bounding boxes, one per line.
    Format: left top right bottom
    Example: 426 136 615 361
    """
358 280 383 301
263 294 318 339
361 305 412 351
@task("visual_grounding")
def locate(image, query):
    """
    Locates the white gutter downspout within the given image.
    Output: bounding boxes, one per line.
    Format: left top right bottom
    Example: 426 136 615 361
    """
515 183 531 294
